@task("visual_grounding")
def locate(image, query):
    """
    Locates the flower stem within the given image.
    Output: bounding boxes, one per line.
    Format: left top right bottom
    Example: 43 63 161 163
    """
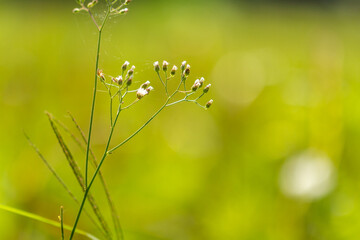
69 106 122 240
84 29 102 189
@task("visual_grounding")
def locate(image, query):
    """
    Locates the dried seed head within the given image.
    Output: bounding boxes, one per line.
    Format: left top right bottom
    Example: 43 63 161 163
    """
199 77 205 88
206 99 213 109
125 0 131 5
170 65 178 76
162 61 169 72
141 81 150 89
97 69 105 81
127 65 135 76
184 64 191 76
191 79 201 92
87 0 98 8
126 75 133 86
136 88 149 99
119 8 128 14
181 61 187 71
153 61 160 72
122 61 130 71
203 84 211 93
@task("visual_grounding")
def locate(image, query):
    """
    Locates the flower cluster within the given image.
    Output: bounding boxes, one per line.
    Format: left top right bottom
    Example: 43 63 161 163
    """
152 60 213 109
73 0 131 17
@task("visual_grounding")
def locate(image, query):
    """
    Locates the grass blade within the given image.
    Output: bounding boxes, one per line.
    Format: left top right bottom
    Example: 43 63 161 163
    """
46 112 112 239
24 132 107 238
68 112 124 240
59 206 65 240
0 204 99 240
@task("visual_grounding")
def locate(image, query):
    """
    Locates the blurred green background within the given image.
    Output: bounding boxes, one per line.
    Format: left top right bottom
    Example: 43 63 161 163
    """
2 0 360 239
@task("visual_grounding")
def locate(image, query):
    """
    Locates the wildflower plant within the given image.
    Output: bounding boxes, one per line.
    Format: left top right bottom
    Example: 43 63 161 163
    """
2 0 214 239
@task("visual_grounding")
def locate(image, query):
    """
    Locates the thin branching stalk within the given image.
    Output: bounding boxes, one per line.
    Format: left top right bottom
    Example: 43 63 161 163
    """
67 1 214 239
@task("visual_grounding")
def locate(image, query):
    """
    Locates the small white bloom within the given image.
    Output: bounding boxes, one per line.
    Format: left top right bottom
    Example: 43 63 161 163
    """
137 88 149 99
141 81 150 89
153 61 160 72
146 86 154 93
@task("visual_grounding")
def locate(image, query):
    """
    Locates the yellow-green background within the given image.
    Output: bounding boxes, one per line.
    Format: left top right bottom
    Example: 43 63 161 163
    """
1 0 360 239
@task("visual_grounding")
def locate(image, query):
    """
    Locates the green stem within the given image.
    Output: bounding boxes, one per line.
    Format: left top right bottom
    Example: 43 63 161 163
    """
85 29 102 189
60 206 65 240
108 97 170 154
85 5 111 189
69 106 122 240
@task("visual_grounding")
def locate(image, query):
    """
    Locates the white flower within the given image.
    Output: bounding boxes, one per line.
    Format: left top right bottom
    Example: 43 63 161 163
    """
137 88 149 99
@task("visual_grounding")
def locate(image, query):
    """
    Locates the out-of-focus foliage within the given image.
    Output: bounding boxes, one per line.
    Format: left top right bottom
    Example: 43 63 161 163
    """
1 0 360 239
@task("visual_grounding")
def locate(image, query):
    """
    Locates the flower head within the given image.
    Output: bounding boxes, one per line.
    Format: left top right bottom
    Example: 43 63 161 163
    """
162 61 169 72
206 99 213 109
122 61 130 71
203 84 211 93
170 65 178 76
154 61 160 72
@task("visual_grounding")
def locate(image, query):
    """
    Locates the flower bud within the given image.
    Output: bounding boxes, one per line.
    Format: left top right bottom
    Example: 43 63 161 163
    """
184 64 191 76
191 79 201 92
206 99 213 109
126 75 133 86
127 65 135 76
136 88 149 99
119 8 128 15
162 61 169 72
113 76 123 85
122 61 130 71
181 61 187 71
87 0 98 8
170 65 177 76
73 8 81 13
125 0 131 5
141 81 150 89
146 86 154 93
97 69 105 81
203 84 211 93
153 61 160 72
199 77 205 88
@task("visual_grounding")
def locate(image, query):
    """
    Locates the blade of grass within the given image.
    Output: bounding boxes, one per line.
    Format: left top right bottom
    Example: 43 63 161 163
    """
0 204 99 240
46 112 112 239
68 112 123 240
60 206 65 240
24 132 107 238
